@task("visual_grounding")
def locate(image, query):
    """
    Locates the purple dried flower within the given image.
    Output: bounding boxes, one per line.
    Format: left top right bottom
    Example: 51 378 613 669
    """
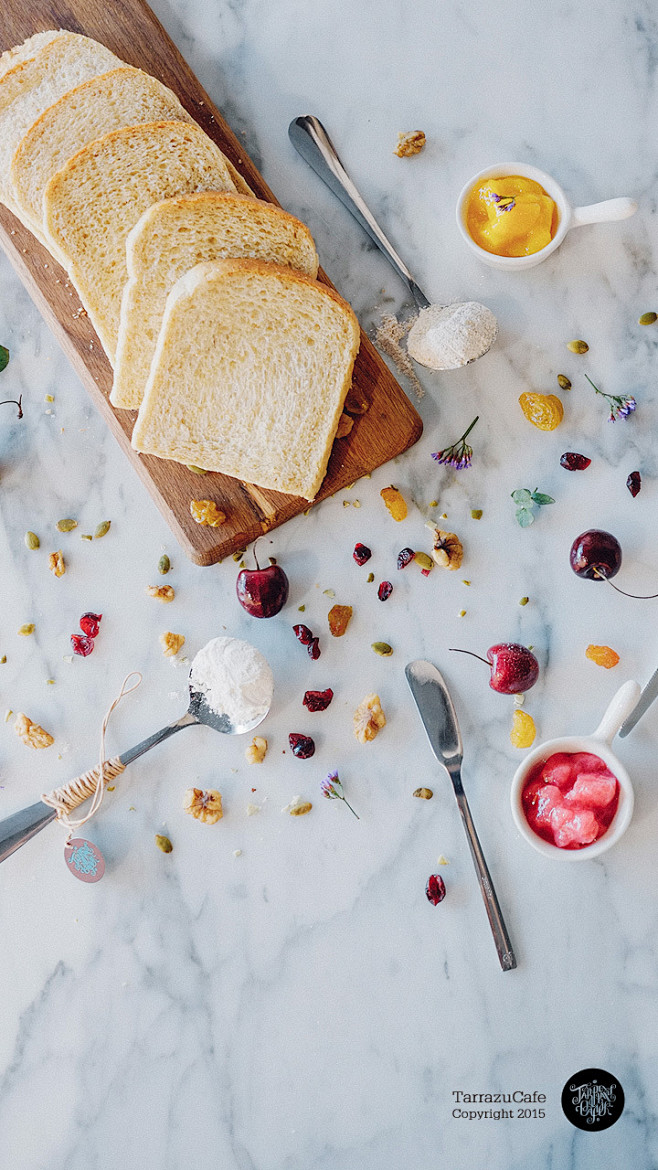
321 770 359 818
431 415 479 470
585 375 637 422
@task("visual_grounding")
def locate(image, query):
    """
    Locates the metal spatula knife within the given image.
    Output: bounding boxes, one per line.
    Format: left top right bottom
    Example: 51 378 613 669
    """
406 660 517 971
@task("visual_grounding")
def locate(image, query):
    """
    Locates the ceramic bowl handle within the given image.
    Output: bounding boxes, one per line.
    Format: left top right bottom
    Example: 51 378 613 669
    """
591 680 641 743
571 197 637 227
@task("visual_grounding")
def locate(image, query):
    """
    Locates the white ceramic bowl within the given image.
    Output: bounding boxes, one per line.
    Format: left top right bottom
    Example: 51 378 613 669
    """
510 680 640 861
456 161 637 270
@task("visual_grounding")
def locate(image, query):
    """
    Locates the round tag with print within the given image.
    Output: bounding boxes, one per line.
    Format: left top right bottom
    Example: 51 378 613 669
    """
64 837 105 883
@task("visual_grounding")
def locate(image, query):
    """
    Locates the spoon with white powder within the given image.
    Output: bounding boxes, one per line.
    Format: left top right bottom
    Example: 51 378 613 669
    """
0 636 273 864
289 116 498 371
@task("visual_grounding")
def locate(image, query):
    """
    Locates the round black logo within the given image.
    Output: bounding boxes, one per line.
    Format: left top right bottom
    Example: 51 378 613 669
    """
561 1068 624 1131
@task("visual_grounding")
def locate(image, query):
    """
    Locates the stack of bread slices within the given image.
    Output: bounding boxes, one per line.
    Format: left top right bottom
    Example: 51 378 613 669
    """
0 30 360 500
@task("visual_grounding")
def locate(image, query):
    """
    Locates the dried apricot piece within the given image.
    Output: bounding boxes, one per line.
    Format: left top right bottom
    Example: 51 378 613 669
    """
328 603 353 637
519 392 564 431
190 499 226 527
380 485 408 521
585 644 620 669
510 709 536 748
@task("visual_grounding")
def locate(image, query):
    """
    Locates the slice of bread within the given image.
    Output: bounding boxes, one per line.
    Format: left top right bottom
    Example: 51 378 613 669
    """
11 66 195 236
0 30 61 82
111 191 319 409
0 32 120 219
43 121 244 363
131 258 360 500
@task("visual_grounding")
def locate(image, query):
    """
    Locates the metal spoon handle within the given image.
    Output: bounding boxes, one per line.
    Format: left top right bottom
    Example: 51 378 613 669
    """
289 115 430 309
0 711 197 865
454 785 517 971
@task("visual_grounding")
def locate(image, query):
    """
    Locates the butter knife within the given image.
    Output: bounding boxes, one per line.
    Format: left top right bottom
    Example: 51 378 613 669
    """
406 660 517 972
618 665 658 737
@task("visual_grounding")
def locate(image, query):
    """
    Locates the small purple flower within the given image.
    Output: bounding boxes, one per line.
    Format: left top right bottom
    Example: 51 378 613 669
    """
586 375 637 422
321 770 359 819
431 415 479 470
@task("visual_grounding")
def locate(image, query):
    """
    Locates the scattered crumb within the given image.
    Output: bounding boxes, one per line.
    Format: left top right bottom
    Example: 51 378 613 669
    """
438 855 449 865
374 314 424 400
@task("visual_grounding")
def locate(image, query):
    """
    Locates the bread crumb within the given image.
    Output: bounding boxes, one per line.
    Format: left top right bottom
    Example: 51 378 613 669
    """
374 314 424 400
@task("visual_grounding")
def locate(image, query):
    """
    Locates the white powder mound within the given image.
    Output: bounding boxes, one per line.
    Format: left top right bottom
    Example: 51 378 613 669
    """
407 302 498 370
190 636 273 725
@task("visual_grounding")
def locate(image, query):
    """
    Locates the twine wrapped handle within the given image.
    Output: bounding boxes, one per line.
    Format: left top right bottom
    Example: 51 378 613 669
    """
41 672 142 836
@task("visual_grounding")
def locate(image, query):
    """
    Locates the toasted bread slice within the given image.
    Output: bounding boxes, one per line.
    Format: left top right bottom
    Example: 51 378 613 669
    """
111 191 319 409
11 65 194 236
131 258 360 501
0 32 120 221
43 121 244 363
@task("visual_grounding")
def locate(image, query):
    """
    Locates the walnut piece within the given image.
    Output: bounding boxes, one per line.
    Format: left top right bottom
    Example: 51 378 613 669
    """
430 528 463 570
183 787 223 824
190 499 226 527
394 130 426 157
159 631 185 657
245 735 267 764
14 712 54 749
146 585 175 603
353 693 386 743
335 412 354 438
48 550 65 577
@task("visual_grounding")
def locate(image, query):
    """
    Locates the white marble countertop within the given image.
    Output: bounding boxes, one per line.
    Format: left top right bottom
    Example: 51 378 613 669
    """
1 1 657 1167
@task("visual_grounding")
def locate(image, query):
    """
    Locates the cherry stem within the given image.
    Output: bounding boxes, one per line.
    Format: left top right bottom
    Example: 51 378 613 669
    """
449 648 490 666
593 568 658 599
0 395 22 419
252 537 262 571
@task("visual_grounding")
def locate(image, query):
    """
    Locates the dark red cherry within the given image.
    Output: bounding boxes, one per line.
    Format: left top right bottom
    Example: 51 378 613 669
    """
570 530 622 580
236 548 289 617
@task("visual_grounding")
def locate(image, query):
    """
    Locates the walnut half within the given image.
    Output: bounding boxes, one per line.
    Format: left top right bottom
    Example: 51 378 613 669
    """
159 631 185 657
353 693 386 743
429 528 463 570
183 788 223 824
14 712 54 749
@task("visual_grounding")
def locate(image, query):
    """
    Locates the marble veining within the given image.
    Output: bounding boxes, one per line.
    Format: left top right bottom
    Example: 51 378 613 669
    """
0 0 657 1167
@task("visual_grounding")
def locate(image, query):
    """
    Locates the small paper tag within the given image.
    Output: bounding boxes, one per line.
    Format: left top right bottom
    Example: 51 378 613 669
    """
64 838 105 883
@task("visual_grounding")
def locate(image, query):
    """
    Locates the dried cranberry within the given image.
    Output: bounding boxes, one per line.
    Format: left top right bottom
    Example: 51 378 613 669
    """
353 542 372 566
79 612 102 638
420 568 431 577
425 874 446 905
71 633 95 657
307 637 321 660
293 624 313 645
627 470 641 497
397 547 415 570
303 687 333 712
560 452 591 471
377 581 393 601
289 733 315 759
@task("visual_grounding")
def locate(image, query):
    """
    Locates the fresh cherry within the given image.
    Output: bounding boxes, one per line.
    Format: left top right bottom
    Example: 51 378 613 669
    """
236 544 289 618
450 642 539 694
569 529 622 580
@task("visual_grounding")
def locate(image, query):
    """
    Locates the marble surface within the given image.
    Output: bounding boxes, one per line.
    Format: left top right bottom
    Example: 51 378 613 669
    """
1 1 657 1167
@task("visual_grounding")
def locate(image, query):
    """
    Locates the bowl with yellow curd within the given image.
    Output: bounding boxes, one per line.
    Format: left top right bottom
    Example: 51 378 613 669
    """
456 161 637 270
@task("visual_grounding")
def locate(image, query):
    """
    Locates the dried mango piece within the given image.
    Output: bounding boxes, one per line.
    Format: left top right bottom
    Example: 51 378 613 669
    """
380 485 408 521
586 644 620 669
510 709 536 748
328 603 353 637
519 392 564 431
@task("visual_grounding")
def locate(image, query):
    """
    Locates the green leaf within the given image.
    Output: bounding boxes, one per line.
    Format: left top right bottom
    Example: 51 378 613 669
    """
0 345 9 373
511 488 533 506
516 507 535 528
531 492 555 506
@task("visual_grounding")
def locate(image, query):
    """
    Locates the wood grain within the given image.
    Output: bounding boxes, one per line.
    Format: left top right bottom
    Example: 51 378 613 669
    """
0 0 423 565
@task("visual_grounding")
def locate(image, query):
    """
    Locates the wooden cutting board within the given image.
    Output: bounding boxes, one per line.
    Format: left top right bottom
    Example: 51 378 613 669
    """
0 0 422 565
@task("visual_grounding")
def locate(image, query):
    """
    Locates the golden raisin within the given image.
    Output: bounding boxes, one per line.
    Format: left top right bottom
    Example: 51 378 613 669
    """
519 392 564 431
585 644 620 669
328 603 353 637
380 485 408 521
510 709 536 748
190 499 226 527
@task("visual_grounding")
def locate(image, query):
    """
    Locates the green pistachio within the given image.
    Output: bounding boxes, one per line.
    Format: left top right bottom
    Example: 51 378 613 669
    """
567 339 589 354
94 521 111 539
372 641 393 656
158 554 171 575
186 464 208 475
155 834 173 853
25 531 40 550
56 518 78 532
414 552 433 571
413 787 433 799
639 312 657 326
557 374 572 390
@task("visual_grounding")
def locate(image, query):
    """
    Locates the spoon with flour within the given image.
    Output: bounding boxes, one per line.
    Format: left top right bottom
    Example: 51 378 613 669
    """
0 636 273 864
289 115 498 371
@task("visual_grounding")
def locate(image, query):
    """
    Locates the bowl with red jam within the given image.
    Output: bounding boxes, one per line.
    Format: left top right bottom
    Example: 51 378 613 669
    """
510 680 639 860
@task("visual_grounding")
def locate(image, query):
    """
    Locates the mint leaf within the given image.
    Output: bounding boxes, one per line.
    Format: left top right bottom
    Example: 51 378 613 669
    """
531 492 555 506
511 488 533 506
516 507 535 527
0 345 9 373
